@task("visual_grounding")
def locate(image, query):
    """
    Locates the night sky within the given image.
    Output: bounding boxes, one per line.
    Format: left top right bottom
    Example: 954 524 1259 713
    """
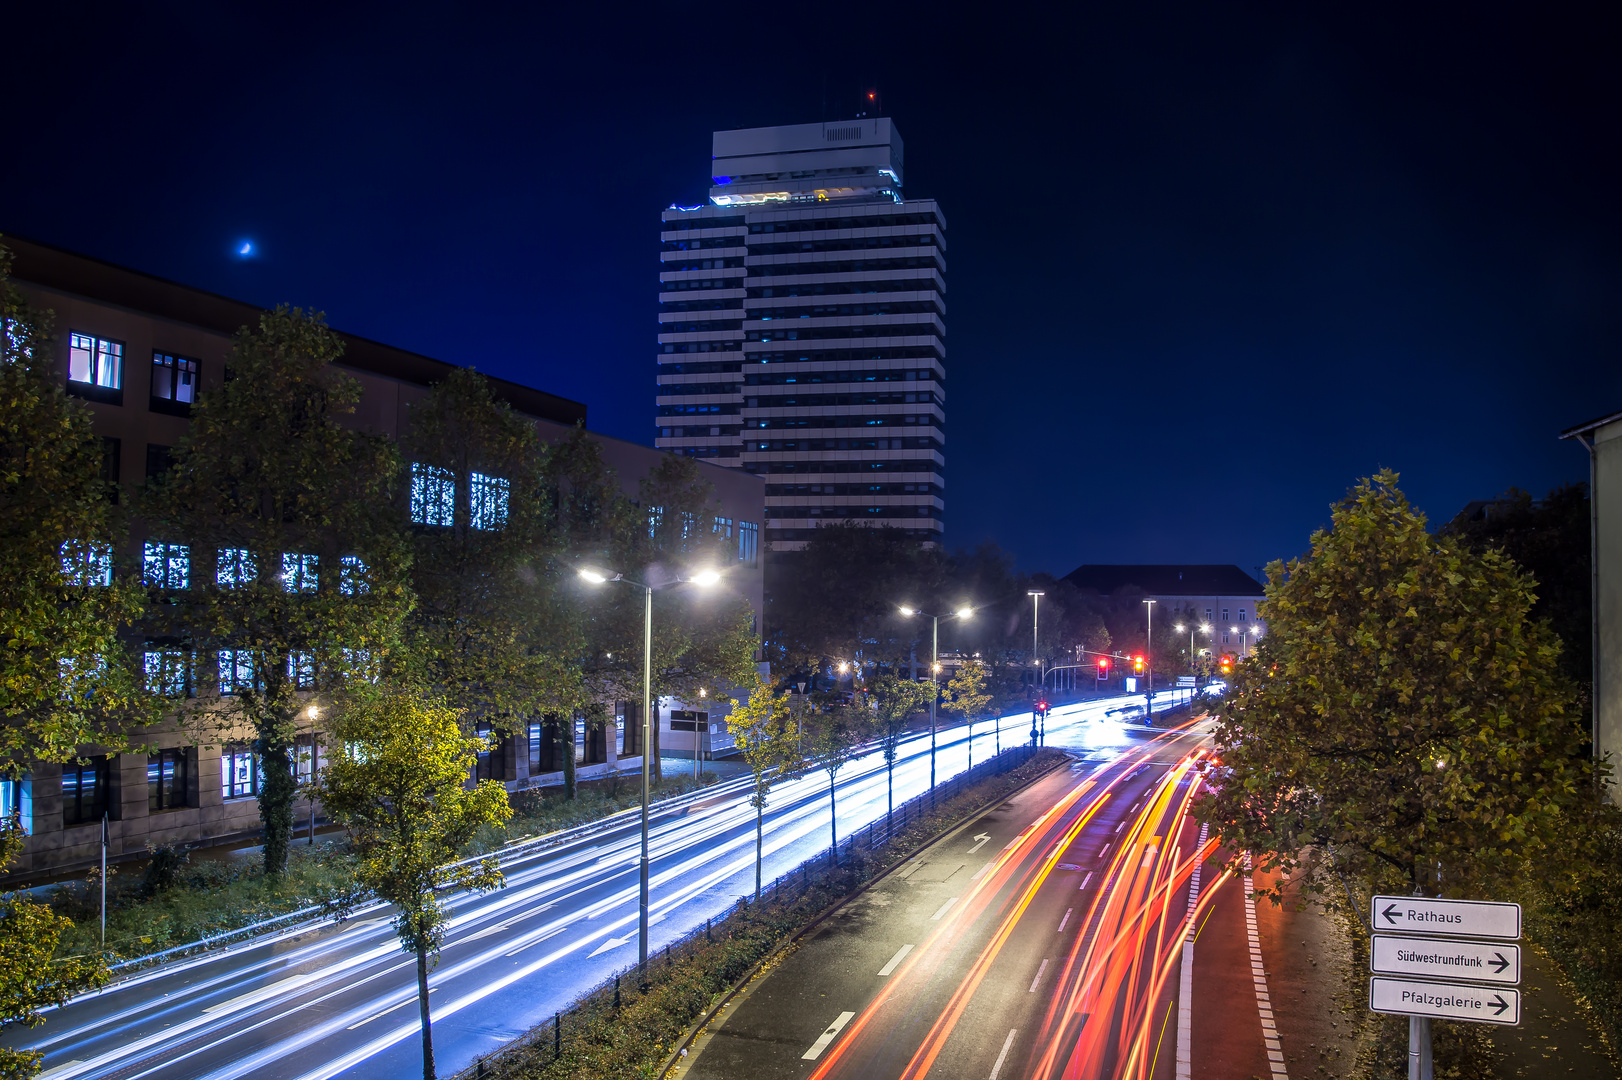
6 4 1618 576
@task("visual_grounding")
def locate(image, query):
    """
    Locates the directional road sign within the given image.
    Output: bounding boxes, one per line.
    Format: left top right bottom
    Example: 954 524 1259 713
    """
1371 935 1520 985
1370 895 1521 940
1369 976 1520 1025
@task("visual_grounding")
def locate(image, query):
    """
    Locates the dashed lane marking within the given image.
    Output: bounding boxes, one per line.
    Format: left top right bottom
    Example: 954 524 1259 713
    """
802 1011 856 1060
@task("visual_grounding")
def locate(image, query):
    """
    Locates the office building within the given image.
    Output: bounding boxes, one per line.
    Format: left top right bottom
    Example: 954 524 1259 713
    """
657 117 946 549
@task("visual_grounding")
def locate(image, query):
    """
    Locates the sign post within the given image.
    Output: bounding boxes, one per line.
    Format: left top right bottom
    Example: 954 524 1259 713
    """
1368 896 1523 1080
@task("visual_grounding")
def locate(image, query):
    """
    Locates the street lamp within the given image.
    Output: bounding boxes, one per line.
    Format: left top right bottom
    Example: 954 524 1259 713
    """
898 604 974 797
578 564 721 975
1028 590 1045 746
1143 599 1156 723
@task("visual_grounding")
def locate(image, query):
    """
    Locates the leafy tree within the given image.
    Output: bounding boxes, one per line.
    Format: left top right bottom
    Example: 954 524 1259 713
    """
803 693 871 866
0 815 109 1080
400 368 588 787
0 243 151 770
142 307 412 875
945 659 993 768
1197 471 1598 902
723 674 799 899
870 674 933 828
320 687 511 1080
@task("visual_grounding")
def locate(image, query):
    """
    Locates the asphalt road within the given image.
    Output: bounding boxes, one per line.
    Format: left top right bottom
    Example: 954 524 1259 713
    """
679 710 1292 1080
15 690 1200 1080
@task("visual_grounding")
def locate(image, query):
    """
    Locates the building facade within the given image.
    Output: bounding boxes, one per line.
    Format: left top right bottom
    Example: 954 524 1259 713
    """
656 117 946 550
1062 565 1268 658
1 236 765 880
1562 411 1622 802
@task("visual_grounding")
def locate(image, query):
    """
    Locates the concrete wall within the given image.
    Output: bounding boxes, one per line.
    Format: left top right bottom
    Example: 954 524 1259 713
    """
1591 418 1622 800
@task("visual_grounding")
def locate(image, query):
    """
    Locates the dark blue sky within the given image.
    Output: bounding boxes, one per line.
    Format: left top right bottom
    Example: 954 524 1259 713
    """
7 3 1618 575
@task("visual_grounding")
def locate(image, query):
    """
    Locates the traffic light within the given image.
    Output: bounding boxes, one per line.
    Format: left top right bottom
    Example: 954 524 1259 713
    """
1035 699 1049 717
1219 654 1233 675
1132 654 1145 674
1096 657 1110 682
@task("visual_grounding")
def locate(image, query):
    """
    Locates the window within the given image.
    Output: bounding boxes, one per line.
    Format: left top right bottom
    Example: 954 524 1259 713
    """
469 472 509 531
1 774 32 833
221 745 259 799
341 648 377 683
281 552 318 593
410 463 455 526
101 437 121 500
289 650 316 690
150 351 199 410
1205 607 1213 624
218 649 257 695
145 444 173 480
62 541 113 587
295 735 326 786
1221 608 1229 623
738 520 759 566
1238 608 1247 624
142 541 190 590
68 332 122 389
1221 631 1230 645
144 646 189 697
647 505 664 541
338 555 368 595
713 516 734 541
62 756 109 826
217 547 257 588
148 749 189 811
474 724 502 782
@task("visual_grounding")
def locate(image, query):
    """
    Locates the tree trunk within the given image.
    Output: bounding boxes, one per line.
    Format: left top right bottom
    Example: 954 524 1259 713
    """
562 717 577 801
755 791 763 901
416 944 435 1080
257 717 297 876
828 771 837 867
649 706 662 784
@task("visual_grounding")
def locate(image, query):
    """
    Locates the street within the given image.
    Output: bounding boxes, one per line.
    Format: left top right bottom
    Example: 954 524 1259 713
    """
16 692 1195 1080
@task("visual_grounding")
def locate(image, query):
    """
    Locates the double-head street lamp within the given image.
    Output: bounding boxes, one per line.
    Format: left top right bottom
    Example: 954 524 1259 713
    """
1143 599 1156 722
578 564 720 974
1173 621 1214 667
1231 624 1261 658
898 604 973 794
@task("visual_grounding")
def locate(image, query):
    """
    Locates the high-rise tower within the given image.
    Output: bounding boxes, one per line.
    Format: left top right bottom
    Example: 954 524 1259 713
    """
657 118 946 550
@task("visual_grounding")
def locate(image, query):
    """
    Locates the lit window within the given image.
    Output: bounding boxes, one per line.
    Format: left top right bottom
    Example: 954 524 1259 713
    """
217 548 257 588
1 773 32 833
144 647 188 696
282 552 318 593
148 749 189 811
218 649 257 695
738 521 759 566
142 541 190 590
151 351 199 404
295 735 326 785
341 648 377 683
68 332 122 389
647 505 664 541
289 650 315 690
410 463 455 526
220 745 259 799
469 472 509 530
61 541 113 587
713 515 734 540
62 756 109 826
338 555 368 595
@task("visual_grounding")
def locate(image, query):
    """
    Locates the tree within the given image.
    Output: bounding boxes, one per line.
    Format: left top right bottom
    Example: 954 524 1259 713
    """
945 659 992 768
1196 471 1598 902
804 693 871 866
142 307 413 875
0 242 150 770
0 814 109 1080
320 687 511 1080
724 674 799 899
871 674 934 829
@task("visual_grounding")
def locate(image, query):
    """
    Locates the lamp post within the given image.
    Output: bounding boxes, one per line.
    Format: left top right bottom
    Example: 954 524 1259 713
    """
1143 599 1156 723
1028 590 1044 745
579 564 720 976
898 604 973 797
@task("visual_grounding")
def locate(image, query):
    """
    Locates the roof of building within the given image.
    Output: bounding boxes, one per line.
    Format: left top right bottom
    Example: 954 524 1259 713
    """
2 234 587 427
1561 409 1622 440
1062 564 1265 597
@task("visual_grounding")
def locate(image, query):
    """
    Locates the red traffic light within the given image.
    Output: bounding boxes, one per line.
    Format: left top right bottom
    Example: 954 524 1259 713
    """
1096 657 1109 670
1036 700 1049 712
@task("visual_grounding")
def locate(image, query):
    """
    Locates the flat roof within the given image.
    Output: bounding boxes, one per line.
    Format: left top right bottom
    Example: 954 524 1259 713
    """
2 233 587 427
1063 564 1265 596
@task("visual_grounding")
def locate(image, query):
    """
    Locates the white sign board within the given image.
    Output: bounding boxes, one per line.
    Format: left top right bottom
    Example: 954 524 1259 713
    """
1124 677 1137 692
1371 935 1520 985
1369 977 1520 1025
1176 676 1197 687
1370 896 1521 940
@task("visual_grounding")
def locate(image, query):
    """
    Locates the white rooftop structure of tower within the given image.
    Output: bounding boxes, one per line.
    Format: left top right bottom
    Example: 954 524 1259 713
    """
657 118 946 550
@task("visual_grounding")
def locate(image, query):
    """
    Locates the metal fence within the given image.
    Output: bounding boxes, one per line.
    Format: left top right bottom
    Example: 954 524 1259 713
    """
459 742 1042 1080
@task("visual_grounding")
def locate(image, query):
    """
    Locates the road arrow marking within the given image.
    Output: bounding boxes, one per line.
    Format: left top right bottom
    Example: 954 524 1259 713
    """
588 934 632 958
968 833 991 854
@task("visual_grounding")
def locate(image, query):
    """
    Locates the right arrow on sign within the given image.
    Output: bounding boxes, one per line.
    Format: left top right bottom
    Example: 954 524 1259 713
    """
1489 993 1510 1016
1489 953 1510 975
1369 936 1520 985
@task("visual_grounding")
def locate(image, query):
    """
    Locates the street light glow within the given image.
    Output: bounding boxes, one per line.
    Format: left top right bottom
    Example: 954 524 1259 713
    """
578 567 609 584
899 606 916 617
1174 624 1185 633
955 606 973 619
837 661 849 673
688 568 721 586
1200 623 1212 634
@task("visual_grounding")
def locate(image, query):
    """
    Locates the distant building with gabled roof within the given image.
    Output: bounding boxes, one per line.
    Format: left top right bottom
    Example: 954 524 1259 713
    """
1062 564 1267 657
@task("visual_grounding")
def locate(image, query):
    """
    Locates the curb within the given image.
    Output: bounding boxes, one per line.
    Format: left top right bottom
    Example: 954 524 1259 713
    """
652 748 1075 1080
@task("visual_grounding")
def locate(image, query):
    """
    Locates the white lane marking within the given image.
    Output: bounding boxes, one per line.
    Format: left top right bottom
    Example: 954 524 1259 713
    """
459 923 508 944
878 944 914 976
202 975 311 1015
503 925 568 957
970 861 993 880
1175 822 1208 1079
37 1062 84 1080
989 1028 1018 1079
1057 908 1073 933
1099 843 1112 859
1028 958 1050 993
587 934 633 958
1114 821 1125 834
930 898 958 921
968 832 991 854
1079 872 1093 891
1243 854 1289 1079
346 987 436 1030
802 1010 856 1060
